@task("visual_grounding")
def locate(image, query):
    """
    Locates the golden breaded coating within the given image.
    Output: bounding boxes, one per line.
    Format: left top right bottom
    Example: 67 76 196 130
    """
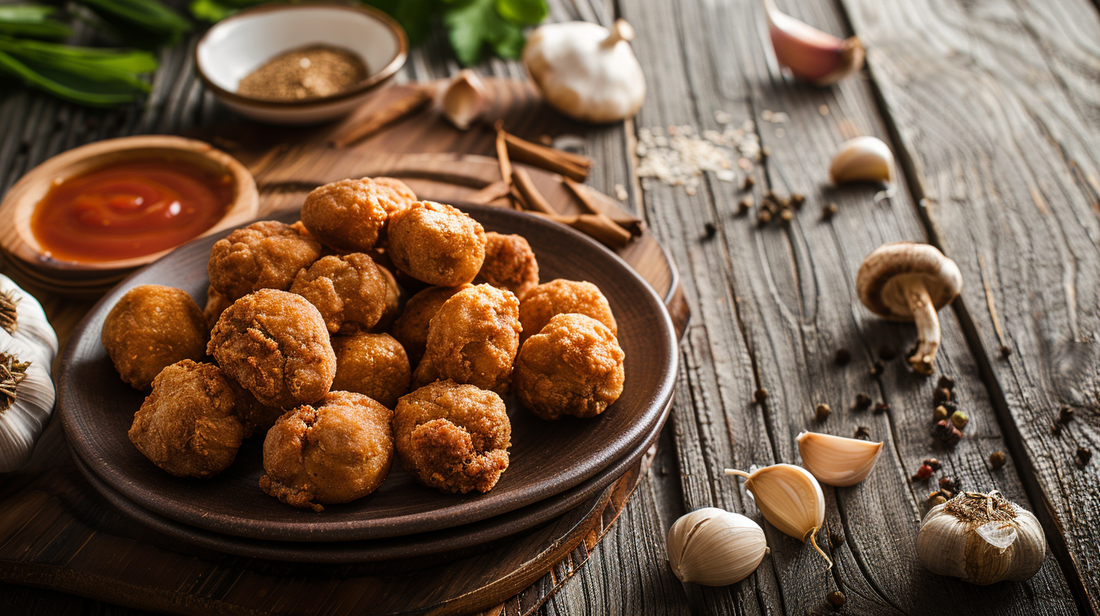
208 289 336 408
229 379 287 436
387 201 486 286
394 380 510 494
207 220 322 301
473 232 540 300
301 179 390 252
514 313 625 420
371 177 417 216
391 284 470 365
289 253 391 333
259 391 394 511
128 360 245 478
519 279 617 344
101 285 208 390
413 284 520 394
203 285 232 332
373 262 401 332
332 333 411 409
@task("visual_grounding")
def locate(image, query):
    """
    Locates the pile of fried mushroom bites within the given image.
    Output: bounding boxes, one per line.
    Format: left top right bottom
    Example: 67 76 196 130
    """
102 177 626 512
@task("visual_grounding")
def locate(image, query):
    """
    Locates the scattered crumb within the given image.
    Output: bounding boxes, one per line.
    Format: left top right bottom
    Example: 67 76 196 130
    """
819 104 830 116
636 121 762 191
685 186 697 196
761 109 789 123
714 110 732 125
614 183 628 201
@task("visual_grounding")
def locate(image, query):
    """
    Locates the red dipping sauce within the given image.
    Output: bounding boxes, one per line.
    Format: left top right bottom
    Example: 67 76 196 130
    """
31 159 234 262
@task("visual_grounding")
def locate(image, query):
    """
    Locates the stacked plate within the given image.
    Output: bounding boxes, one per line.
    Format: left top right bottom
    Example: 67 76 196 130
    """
59 205 678 565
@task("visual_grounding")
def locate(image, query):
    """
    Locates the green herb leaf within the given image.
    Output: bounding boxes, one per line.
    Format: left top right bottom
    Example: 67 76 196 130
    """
0 5 72 40
76 0 190 38
0 44 153 106
443 0 526 66
189 0 266 22
494 0 546 26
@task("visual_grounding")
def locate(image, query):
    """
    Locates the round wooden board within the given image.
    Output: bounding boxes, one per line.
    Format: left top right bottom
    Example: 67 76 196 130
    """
62 205 678 543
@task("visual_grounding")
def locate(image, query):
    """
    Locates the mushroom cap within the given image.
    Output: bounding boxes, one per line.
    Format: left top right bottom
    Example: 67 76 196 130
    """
856 241 962 321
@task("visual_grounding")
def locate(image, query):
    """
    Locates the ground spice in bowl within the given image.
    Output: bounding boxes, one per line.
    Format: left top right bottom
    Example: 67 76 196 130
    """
238 45 369 101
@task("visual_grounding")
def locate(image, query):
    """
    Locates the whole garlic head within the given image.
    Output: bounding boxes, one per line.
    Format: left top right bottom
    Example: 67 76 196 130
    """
667 507 768 586
918 490 1046 585
523 19 646 124
0 330 56 472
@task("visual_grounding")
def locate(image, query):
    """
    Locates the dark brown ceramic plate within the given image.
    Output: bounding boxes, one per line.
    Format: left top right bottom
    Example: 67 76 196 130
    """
71 395 667 565
60 205 678 542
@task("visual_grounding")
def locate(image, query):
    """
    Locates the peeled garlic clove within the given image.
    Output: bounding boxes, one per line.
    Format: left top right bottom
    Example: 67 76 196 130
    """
797 431 883 487
441 69 487 131
917 490 1046 584
667 507 768 586
763 0 864 85
828 136 894 185
725 463 831 567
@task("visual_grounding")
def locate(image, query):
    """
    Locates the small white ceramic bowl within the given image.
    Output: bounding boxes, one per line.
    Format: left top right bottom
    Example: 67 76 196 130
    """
195 4 407 125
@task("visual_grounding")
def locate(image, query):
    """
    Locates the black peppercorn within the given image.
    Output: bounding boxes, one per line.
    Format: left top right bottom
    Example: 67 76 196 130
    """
1000 345 1012 358
834 348 851 366
938 476 961 498
737 197 752 215
933 420 962 447
1077 447 1092 468
822 202 838 220
703 222 717 239
815 403 831 422
756 210 772 226
853 393 872 411
779 208 794 223
878 345 897 361
933 387 951 404
742 176 755 190
923 458 942 472
873 402 890 414
790 192 805 208
754 387 768 403
870 361 883 375
936 375 955 391
989 451 1006 470
1059 407 1074 423
827 590 846 609
940 400 958 414
854 426 871 440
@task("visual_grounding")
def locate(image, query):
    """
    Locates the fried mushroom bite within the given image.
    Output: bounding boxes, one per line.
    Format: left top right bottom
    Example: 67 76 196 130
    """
128 360 245 478
331 333 411 409
101 284 208 390
519 279 617 344
208 289 336 408
371 177 417 216
260 391 394 511
207 220 322 302
474 232 540 300
387 201 486 286
289 253 391 333
413 284 520 394
394 380 510 494
514 313 625 420
301 178 390 252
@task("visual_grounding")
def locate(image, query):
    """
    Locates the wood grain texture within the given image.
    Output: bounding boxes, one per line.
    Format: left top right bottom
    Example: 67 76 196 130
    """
839 0 1100 610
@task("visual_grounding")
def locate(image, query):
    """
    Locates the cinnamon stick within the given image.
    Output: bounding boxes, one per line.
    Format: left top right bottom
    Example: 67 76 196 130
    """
466 181 512 205
502 132 590 182
332 85 432 147
563 177 644 236
531 212 632 249
495 120 513 185
511 168 555 215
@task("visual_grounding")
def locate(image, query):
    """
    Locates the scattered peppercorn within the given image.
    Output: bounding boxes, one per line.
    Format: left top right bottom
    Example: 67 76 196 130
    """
933 420 962 447
878 345 897 361
989 451 1006 470
941 400 958 414
737 197 752 215
815 403 831 422
873 402 890 414
821 202 838 220
931 494 947 506
853 393 872 411
911 463 933 481
923 458 942 472
757 210 772 226
779 208 794 223
829 530 845 548
932 387 951 404
742 176 755 190
854 426 871 440
790 193 805 208
754 387 769 403
1077 447 1092 468
939 476 962 498
936 375 954 391
703 222 717 239
827 590 846 609
1051 419 1062 436
761 146 771 158
950 410 968 430
834 348 852 366
933 405 949 422
1059 407 1074 424
1001 345 1012 358
870 361 883 375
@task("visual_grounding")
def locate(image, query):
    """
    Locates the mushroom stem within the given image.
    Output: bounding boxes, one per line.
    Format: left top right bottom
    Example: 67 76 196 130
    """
904 282 940 375
601 19 634 49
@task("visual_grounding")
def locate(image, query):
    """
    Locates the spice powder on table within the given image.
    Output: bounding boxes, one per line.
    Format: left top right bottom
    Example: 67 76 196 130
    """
238 45 369 101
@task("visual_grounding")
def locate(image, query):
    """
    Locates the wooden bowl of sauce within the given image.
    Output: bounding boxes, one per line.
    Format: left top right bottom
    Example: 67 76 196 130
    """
0 135 258 294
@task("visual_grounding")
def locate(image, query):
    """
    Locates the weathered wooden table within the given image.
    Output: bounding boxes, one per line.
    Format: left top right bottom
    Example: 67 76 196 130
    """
2 0 1098 614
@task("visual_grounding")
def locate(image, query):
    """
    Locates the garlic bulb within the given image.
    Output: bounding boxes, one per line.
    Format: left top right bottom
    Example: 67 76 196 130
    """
764 0 864 85
797 431 883 487
667 507 768 586
441 69 487 131
828 136 894 185
0 274 58 366
523 19 646 124
918 490 1046 585
726 463 831 567
0 330 56 472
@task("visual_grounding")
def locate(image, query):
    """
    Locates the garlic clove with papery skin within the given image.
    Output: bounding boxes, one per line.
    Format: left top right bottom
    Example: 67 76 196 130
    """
725 463 831 568
917 490 1046 584
797 431 883 487
523 19 646 124
0 330 55 472
763 0 864 86
666 507 768 586
440 69 487 131
828 136 894 185
0 274 58 367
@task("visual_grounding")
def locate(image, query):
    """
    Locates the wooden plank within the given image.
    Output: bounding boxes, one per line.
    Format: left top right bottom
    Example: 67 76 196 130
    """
619 0 1076 613
839 0 1100 610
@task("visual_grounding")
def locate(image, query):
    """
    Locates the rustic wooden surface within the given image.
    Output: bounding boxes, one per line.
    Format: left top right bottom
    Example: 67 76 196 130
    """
2 0 1099 615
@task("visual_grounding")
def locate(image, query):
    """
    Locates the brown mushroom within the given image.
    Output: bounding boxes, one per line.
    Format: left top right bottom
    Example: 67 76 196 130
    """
856 242 962 375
